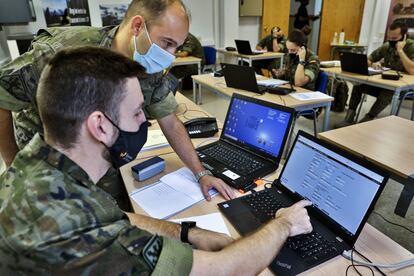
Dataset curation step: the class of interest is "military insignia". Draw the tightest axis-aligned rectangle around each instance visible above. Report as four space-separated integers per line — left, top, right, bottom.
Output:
142 235 162 270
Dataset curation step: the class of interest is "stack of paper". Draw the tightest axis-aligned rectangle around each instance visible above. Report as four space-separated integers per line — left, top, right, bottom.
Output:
290 92 333 101
129 168 217 219
141 129 169 152
257 79 288 87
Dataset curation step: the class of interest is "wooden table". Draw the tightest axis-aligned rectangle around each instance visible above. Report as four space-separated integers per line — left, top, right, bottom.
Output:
172 56 202 75
217 48 284 68
330 43 367 59
120 101 414 275
322 67 414 115
319 116 414 217
191 73 334 131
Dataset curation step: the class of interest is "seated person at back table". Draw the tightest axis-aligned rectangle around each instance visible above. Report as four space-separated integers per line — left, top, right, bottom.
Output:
272 30 320 91
254 26 287 74
335 20 414 128
0 47 312 275
170 32 205 89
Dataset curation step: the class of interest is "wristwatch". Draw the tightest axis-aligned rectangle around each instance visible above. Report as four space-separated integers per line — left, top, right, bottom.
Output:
194 169 213 182
181 221 197 244
299 60 306 66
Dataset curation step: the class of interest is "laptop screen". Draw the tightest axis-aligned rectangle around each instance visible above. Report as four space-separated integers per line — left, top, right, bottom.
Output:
222 96 292 158
279 134 384 236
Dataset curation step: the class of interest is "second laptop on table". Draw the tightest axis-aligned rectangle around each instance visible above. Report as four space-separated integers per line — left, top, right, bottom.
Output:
196 93 295 191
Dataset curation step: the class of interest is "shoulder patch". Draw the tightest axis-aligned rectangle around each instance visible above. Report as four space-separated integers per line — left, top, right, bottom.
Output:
142 235 163 270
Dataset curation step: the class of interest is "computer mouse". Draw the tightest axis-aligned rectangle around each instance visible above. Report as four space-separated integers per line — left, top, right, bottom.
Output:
225 46 237 51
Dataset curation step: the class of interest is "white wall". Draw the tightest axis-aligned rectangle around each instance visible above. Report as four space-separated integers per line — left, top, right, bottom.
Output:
359 0 392 55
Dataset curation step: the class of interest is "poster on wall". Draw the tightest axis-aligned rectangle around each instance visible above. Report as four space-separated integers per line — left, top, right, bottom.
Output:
41 0 90 27
100 4 128 26
386 0 414 39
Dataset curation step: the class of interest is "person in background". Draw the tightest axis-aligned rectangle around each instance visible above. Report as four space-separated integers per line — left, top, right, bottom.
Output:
293 0 320 36
170 32 205 89
0 46 313 275
272 30 320 91
335 20 414 128
0 0 234 206
254 26 287 75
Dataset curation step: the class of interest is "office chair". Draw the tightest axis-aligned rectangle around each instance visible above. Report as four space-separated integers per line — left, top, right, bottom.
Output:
396 91 414 121
202 46 217 73
295 71 330 136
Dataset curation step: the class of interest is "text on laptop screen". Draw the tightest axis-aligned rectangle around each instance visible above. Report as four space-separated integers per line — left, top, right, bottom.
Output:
280 135 384 236
223 97 291 158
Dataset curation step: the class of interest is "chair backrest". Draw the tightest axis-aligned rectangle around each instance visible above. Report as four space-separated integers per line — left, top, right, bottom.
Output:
203 46 217 65
315 71 329 93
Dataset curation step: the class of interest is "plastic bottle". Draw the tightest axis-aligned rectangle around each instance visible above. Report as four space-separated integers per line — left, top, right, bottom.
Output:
339 29 345 44
332 32 338 44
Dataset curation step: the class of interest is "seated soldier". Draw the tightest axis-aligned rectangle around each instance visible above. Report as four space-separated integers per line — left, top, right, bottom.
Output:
254 26 287 75
170 32 205 89
335 20 414 128
0 47 312 275
272 30 320 90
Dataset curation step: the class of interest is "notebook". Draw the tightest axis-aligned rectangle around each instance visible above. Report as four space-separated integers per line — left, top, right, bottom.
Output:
196 93 294 191
218 130 389 275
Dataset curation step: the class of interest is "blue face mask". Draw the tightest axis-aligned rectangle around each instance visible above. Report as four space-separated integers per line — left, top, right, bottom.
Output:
133 23 175 74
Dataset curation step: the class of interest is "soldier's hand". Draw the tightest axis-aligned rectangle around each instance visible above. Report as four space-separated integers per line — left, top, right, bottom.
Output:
199 175 235 201
397 34 407 53
371 62 382 70
275 200 313 237
298 46 307 61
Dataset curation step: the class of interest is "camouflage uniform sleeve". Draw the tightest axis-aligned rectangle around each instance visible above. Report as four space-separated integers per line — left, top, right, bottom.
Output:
368 44 386 63
180 36 196 55
304 55 320 83
257 36 268 48
403 39 414 60
0 32 53 112
278 39 287 52
141 73 178 119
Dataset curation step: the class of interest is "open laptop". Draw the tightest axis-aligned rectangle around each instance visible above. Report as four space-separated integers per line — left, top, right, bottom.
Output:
218 130 388 275
196 93 294 191
235 39 263 55
223 64 295 95
340 52 386 76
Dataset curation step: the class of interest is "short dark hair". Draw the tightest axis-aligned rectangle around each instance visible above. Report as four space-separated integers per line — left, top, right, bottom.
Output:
121 0 189 29
37 47 146 149
288 30 308 46
390 20 408 36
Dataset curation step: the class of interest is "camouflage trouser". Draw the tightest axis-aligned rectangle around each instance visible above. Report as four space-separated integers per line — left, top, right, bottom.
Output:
253 59 281 75
349 84 393 118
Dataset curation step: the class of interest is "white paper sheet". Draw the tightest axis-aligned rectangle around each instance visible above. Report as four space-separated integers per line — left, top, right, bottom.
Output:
257 79 288 87
141 129 169 152
290 92 333 101
129 168 217 219
170 213 231 236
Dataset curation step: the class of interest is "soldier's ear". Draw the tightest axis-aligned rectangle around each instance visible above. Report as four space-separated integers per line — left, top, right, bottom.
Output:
129 15 145 37
86 112 114 145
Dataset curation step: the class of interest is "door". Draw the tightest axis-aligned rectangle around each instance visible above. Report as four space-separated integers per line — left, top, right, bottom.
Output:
261 0 290 38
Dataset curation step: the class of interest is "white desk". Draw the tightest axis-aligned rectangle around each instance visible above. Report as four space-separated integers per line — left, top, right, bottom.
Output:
217 48 284 68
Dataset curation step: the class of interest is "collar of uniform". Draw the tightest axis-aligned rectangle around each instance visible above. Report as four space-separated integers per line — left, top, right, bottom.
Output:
100 25 120 48
29 134 94 188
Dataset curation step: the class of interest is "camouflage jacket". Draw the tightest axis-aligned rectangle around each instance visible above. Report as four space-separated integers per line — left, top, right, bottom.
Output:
0 134 193 275
257 35 287 53
369 38 414 72
0 26 178 150
176 32 206 66
284 49 320 91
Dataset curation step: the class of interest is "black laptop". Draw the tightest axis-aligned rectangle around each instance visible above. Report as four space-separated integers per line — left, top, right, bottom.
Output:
218 130 389 275
196 93 294 191
235 39 262 55
340 52 383 76
223 64 295 95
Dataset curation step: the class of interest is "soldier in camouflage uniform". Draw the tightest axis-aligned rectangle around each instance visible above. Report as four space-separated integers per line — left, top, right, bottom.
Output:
170 32 205 80
335 21 414 128
272 30 320 91
0 0 235 203
0 47 313 275
254 26 287 75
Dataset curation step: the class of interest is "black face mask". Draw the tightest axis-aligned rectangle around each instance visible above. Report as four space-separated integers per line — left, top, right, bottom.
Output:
289 53 299 63
389 36 404 48
104 114 148 168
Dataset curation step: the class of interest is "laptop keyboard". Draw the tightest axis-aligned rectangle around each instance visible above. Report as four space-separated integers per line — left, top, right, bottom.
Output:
241 189 339 265
202 143 265 175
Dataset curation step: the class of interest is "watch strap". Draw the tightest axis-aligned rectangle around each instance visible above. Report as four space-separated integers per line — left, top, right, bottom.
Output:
180 221 196 244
